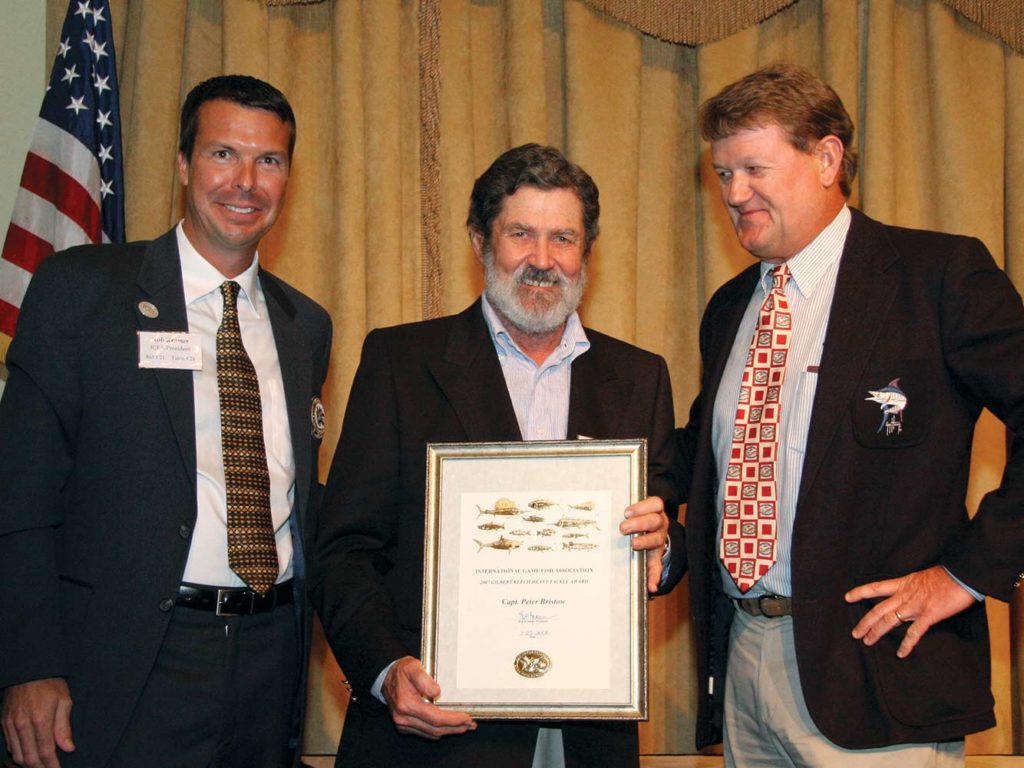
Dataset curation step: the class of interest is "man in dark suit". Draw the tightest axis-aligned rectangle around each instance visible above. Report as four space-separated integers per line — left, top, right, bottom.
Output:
0 75 331 768
312 144 680 767
672 63 1024 765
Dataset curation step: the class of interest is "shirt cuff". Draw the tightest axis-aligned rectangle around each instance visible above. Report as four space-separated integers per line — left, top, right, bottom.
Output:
371 660 398 704
943 566 984 601
657 536 672 590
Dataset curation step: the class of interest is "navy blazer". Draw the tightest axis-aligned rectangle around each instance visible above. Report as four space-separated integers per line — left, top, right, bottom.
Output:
312 299 679 768
673 208 1024 749
0 228 332 767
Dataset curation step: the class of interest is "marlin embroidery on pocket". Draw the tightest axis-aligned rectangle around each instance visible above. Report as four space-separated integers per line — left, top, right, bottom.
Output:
865 378 907 436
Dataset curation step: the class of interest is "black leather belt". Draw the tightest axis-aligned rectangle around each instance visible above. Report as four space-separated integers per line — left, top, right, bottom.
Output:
733 594 792 618
176 581 293 616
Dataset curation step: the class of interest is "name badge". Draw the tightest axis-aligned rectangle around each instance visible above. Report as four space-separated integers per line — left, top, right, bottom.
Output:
138 331 202 370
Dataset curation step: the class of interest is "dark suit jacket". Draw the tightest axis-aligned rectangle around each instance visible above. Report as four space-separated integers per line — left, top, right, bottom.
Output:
672 208 1024 749
0 228 332 767
312 299 679 768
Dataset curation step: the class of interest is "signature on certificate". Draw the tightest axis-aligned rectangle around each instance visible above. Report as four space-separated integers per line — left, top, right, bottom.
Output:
518 610 554 624
519 611 555 638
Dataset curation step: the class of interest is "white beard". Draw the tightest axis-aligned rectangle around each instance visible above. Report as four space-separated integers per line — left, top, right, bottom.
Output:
483 251 586 336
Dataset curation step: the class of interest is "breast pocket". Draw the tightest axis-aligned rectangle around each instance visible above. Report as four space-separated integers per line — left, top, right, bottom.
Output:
851 362 932 448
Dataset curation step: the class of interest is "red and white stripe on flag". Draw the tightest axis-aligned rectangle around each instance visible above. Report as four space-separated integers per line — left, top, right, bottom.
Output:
0 0 124 343
0 121 107 336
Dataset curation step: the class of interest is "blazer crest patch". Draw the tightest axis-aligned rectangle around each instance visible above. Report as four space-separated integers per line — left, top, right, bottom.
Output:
865 378 907 436
310 396 326 439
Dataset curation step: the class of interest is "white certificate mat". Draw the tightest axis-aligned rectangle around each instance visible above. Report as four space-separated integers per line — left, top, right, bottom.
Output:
422 440 648 720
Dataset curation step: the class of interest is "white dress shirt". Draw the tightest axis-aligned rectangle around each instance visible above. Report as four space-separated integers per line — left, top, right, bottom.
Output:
176 223 296 587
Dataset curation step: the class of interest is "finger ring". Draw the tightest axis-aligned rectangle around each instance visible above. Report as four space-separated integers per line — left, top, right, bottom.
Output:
894 609 906 622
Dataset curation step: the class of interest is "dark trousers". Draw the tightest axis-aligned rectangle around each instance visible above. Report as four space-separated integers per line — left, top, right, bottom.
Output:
107 600 299 768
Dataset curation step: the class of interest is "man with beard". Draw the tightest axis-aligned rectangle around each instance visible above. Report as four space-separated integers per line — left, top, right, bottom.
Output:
312 143 682 767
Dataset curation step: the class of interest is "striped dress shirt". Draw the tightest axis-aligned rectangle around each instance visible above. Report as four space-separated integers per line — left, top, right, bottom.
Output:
480 294 590 441
712 206 851 599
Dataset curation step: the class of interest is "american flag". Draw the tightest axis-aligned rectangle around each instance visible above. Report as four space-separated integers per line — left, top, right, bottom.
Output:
0 0 125 342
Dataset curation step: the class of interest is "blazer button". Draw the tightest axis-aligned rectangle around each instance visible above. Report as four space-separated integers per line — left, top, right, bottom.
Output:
178 524 192 539
159 598 175 612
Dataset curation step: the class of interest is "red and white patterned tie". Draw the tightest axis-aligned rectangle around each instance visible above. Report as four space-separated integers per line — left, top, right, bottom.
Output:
720 265 791 593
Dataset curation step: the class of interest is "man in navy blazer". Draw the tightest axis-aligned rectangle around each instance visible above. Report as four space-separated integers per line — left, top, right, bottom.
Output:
672 63 1024 765
312 144 681 767
0 76 331 768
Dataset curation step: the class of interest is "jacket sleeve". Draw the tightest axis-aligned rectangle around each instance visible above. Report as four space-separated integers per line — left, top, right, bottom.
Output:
937 237 1024 601
309 329 410 702
0 256 82 687
646 356 688 594
662 284 730 595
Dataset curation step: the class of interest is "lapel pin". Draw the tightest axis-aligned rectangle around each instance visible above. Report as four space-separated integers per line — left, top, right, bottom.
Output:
138 301 159 319
310 396 326 440
865 378 907 436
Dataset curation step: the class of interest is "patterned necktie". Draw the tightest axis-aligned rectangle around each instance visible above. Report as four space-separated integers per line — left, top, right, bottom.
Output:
720 265 791 593
217 280 278 594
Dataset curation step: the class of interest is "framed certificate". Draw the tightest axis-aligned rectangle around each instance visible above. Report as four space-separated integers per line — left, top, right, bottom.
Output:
421 439 648 720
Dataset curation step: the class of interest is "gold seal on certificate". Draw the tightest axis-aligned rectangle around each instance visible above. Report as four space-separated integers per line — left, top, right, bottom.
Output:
421 439 648 720
514 650 552 679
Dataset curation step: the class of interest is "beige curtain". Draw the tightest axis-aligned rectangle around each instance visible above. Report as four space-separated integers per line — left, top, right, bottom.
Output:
40 0 1024 757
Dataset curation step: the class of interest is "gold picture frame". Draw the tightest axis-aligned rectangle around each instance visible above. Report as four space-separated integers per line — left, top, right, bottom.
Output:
421 439 648 720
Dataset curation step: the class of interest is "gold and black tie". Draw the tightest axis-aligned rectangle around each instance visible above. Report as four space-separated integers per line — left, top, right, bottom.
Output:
217 280 278 594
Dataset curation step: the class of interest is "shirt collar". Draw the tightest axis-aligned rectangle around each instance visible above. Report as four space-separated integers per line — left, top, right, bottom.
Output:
176 221 262 316
759 204 851 298
480 293 590 368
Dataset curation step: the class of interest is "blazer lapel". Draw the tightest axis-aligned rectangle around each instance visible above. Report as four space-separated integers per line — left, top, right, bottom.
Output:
566 342 627 440
684 266 759 530
261 272 313 524
260 272 316 595
133 229 197 487
796 210 901 506
427 301 522 442
703 267 761 429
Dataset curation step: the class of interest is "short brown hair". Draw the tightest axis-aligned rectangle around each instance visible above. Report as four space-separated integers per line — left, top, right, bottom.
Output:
179 75 296 162
699 63 858 197
467 144 600 256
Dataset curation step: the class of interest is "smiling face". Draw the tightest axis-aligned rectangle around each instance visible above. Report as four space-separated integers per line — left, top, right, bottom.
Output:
711 122 846 263
472 185 587 339
177 99 291 276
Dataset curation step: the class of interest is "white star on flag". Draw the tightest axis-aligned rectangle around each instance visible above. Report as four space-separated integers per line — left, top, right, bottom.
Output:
66 95 87 114
61 65 80 84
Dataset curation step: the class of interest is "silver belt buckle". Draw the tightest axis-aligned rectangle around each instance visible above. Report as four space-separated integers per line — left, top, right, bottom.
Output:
215 588 253 616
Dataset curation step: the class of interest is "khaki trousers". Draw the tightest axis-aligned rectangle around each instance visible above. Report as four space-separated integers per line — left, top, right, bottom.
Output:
724 608 964 768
